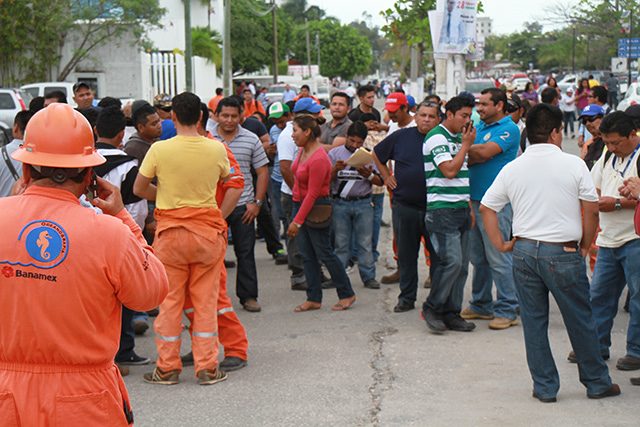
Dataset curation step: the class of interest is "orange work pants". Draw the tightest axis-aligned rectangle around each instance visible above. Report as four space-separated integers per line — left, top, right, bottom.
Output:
153 227 225 375
184 265 249 360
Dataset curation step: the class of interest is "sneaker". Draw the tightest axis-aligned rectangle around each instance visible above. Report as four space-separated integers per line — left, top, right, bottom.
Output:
393 301 415 313
630 377 640 386
381 269 400 284
116 352 151 365
291 282 308 291
532 391 556 403
242 299 262 313
567 350 609 364
460 307 494 320
197 368 228 386
143 368 180 385
616 354 640 371
421 309 447 334
488 317 518 330
224 259 236 268
181 351 194 367
273 249 288 265
345 265 355 275
364 279 380 289
587 384 621 399
133 319 149 336
219 356 247 372
444 315 476 332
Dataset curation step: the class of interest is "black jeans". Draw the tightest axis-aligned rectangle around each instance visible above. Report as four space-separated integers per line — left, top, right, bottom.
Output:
257 197 284 255
116 306 135 360
227 205 259 303
392 200 436 305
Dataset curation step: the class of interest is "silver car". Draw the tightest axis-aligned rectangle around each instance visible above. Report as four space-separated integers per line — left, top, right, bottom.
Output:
0 89 29 134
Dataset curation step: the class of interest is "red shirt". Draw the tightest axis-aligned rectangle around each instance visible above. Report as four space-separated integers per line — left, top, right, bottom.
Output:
292 147 331 224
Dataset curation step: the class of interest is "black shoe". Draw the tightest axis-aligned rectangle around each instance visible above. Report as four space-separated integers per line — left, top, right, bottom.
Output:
587 384 621 399
224 259 236 269
146 307 159 317
532 391 557 403
116 352 151 365
219 356 247 372
567 350 609 364
364 279 380 289
181 351 194 367
616 355 640 371
443 315 476 332
421 309 447 334
291 282 308 291
133 319 149 336
273 249 288 265
393 301 415 313
630 377 640 386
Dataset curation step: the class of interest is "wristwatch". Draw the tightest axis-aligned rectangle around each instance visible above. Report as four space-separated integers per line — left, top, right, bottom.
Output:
615 198 622 211
254 199 264 207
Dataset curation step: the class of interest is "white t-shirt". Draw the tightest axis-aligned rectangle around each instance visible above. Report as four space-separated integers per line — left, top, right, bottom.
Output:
482 144 598 243
387 118 416 136
277 121 298 195
591 146 640 247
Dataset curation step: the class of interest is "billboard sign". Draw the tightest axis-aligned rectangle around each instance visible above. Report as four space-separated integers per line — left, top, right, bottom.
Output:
432 0 478 55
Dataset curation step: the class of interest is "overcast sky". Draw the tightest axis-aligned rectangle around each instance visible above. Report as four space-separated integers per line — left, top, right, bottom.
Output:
304 0 575 35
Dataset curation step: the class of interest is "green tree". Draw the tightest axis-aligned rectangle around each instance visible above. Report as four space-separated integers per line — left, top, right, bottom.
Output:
350 19 391 75
192 27 222 66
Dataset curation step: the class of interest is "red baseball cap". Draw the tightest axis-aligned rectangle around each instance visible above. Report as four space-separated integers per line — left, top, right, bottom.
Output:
385 92 408 113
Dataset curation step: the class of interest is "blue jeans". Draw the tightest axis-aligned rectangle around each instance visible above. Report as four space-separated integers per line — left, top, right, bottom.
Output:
333 197 376 283
293 201 354 303
590 238 640 358
270 178 285 237
512 240 612 398
371 193 385 262
469 201 518 319
423 207 470 316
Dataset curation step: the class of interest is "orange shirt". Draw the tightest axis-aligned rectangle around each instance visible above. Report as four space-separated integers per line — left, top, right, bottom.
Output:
208 95 223 113
243 100 266 118
0 186 168 424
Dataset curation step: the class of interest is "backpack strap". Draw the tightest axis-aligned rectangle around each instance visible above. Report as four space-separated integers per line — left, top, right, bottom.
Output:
1 145 19 181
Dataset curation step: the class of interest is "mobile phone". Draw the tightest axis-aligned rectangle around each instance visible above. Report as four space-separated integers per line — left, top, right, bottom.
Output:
463 121 473 132
88 172 98 200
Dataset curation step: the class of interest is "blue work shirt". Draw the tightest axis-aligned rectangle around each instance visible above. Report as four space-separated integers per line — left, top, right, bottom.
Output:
469 116 520 201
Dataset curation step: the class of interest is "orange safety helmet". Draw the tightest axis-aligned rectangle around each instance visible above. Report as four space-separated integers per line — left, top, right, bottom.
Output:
12 103 105 168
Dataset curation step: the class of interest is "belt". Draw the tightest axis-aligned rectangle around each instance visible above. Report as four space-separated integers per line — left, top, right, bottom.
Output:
333 195 371 201
515 237 578 248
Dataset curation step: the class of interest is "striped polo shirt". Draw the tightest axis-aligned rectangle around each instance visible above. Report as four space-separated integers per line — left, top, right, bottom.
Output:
423 124 469 210
210 124 269 206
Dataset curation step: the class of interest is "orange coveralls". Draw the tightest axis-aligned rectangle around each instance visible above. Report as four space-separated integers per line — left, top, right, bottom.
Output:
183 142 249 360
0 186 169 426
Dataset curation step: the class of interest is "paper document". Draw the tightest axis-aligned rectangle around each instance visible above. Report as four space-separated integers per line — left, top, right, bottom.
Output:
345 147 373 168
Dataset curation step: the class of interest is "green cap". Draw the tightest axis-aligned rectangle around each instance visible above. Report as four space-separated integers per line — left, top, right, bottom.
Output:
268 102 290 119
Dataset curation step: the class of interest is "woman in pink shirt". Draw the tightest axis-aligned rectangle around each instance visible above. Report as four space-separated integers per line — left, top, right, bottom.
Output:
575 78 591 115
287 115 355 312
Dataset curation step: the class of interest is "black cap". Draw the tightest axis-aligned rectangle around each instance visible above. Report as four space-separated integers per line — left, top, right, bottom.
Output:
72 82 91 93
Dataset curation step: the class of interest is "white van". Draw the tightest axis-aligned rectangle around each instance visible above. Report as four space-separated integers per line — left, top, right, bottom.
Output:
20 82 77 107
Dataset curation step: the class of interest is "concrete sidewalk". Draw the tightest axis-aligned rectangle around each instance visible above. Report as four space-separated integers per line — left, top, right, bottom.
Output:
124 208 639 426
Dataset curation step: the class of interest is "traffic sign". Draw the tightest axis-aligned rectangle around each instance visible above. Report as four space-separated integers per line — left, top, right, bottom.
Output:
618 39 640 58
612 57 628 73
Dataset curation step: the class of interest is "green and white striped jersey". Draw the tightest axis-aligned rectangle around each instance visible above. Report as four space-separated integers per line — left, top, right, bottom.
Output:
423 124 470 210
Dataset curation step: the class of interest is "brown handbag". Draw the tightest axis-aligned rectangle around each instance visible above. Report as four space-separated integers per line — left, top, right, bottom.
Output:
304 203 333 229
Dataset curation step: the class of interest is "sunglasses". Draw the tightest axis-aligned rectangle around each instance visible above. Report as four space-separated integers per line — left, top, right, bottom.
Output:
581 116 599 125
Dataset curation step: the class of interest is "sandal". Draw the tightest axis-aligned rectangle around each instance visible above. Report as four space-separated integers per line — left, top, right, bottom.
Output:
294 301 322 312
332 295 356 311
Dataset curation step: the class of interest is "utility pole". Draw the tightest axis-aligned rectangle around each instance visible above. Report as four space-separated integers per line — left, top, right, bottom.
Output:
272 0 278 84
629 8 633 86
305 18 312 78
223 0 232 96
316 33 320 73
572 25 576 74
184 0 193 92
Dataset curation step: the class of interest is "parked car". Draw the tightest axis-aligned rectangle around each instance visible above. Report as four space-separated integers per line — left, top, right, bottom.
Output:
464 79 495 101
20 82 77 107
511 77 531 92
0 120 11 146
316 84 330 107
618 82 640 111
0 88 28 131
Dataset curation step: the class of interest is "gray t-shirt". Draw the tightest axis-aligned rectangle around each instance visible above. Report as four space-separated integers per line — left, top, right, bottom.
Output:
606 77 619 93
328 145 377 198
320 117 352 146
0 139 23 197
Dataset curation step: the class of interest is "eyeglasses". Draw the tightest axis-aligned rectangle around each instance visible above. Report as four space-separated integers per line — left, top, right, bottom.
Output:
581 116 599 125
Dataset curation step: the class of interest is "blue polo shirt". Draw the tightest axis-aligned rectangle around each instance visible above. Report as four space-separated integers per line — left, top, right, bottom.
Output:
374 127 427 211
469 116 519 201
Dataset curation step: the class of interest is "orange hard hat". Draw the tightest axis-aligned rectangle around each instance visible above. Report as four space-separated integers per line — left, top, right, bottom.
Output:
12 103 105 168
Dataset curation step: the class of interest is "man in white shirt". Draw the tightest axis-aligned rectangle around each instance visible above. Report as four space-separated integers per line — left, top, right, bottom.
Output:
586 111 640 372
480 103 619 402
0 111 32 197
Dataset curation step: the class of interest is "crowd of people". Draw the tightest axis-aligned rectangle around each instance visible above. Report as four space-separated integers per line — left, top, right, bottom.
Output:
2 76 640 423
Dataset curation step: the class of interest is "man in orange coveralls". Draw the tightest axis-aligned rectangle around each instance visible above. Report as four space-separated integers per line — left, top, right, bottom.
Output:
134 92 231 386
0 103 169 426
180 102 249 371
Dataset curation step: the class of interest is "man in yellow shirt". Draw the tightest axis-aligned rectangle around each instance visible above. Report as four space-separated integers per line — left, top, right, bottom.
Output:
134 92 231 386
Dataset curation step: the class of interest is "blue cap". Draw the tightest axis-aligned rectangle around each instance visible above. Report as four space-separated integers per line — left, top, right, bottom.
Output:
407 95 416 108
293 97 323 114
579 104 605 118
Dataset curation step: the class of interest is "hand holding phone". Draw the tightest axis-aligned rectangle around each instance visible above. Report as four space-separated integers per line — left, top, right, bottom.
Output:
90 176 125 216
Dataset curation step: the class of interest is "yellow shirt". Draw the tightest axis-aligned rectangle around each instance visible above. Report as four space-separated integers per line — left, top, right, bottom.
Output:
139 135 230 209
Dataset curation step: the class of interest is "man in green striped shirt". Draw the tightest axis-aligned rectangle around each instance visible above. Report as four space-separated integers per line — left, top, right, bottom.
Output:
421 96 476 334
